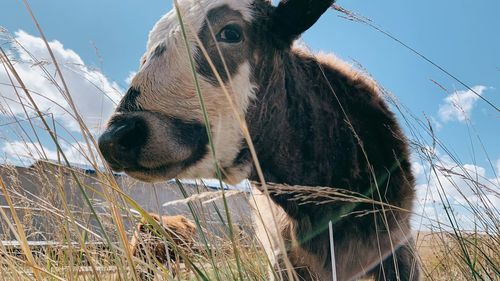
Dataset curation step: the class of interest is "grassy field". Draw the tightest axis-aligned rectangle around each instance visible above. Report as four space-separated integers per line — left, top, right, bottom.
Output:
0 226 498 280
416 232 499 280
0 1 499 281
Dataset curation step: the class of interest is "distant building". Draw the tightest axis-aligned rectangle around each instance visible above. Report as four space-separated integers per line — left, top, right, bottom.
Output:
0 161 252 242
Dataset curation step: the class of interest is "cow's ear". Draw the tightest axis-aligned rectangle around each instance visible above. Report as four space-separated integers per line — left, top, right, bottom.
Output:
270 0 334 47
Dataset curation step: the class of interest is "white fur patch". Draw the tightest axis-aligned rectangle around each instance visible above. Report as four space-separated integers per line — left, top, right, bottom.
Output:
250 185 290 281
176 62 256 182
147 0 254 52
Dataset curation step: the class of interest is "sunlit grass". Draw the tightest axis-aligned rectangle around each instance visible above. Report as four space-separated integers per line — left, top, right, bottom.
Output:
0 2 498 281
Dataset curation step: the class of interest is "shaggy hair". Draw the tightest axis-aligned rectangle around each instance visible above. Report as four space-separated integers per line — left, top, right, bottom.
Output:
130 213 196 280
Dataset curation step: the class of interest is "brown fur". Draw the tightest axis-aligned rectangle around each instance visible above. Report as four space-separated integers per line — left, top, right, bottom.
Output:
244 44 420 280
130 213 196 280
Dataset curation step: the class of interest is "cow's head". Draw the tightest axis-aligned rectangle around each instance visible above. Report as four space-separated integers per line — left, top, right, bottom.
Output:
98 0 333 183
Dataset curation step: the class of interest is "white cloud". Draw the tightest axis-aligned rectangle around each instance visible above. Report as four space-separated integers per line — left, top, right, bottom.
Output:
429 116 443 131
412 153 500 231
0 30 122 134
1 140 98 167
125 71 136 85
438 85 487 123
411 160 425 179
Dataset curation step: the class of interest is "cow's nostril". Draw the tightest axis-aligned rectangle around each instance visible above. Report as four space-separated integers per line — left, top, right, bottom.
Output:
114 121 147 150
98 117 148 170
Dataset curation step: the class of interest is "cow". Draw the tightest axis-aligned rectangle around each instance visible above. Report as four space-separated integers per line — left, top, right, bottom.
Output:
130 213 196 280
98 0 420 280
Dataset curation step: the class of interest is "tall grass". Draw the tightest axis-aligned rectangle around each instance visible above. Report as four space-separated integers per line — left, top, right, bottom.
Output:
0 2 498 281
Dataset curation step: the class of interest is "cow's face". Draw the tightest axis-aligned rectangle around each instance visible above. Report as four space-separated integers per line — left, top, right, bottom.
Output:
99 0 265 183
98 0 332 183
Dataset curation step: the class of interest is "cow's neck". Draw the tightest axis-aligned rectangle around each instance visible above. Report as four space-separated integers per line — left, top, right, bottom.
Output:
248 49 357 191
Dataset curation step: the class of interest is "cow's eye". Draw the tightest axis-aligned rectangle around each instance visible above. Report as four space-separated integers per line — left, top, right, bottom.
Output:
217 25 243 43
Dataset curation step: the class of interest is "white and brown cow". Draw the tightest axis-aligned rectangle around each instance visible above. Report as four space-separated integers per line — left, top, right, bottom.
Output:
99 0 420 280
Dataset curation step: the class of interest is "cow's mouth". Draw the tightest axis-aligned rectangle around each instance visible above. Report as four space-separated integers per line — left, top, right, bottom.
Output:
122 164 185 183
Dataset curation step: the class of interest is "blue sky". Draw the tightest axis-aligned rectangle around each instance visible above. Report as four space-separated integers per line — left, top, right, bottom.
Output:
0 1 499 229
